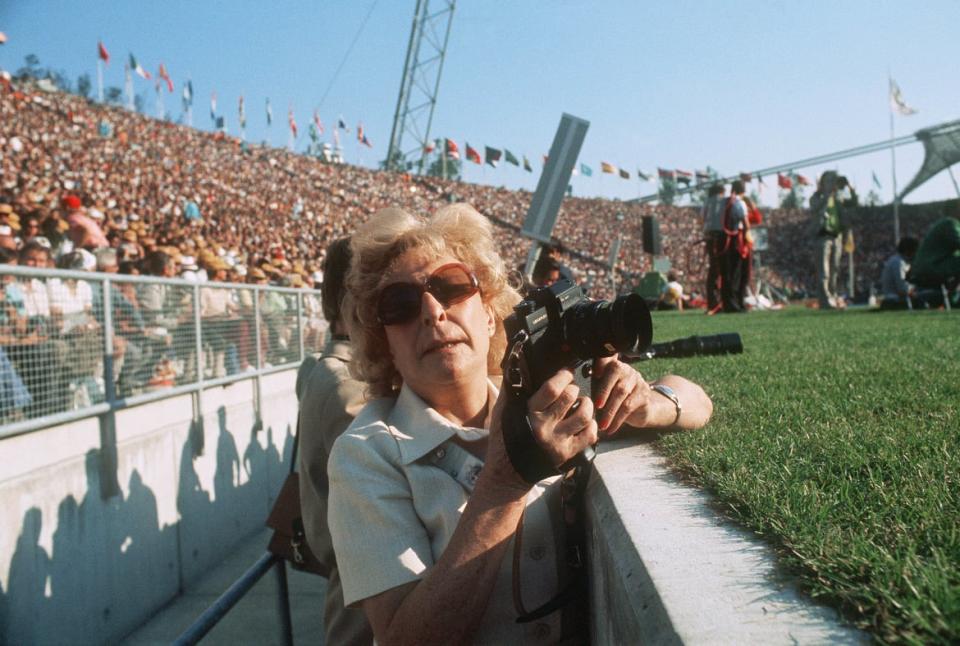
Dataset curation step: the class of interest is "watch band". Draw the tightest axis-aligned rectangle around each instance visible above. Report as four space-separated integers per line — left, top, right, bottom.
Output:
650 384 682 426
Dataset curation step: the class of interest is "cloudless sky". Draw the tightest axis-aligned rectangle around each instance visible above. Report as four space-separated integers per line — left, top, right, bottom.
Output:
2 0 958 206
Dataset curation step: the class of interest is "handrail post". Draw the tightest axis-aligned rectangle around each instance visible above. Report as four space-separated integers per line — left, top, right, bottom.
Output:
274 559 295 646
192 282 205 456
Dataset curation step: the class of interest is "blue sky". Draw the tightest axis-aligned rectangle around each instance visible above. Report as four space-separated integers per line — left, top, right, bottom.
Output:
2 0 958 206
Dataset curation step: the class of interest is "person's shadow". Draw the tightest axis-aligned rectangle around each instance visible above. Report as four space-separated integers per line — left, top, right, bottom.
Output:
5 507 51 644
214 405 242 531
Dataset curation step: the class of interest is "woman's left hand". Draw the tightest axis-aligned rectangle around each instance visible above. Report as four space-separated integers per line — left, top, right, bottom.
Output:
590 356 653 434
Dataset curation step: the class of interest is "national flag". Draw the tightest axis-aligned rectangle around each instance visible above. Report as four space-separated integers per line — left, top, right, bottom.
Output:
676 169 693 185
182 80 193 108
889 79 917 116
265 98 273 126
445 138 460 159
504 149 519 166
658 168 676 180
619 168 630 180
485 146 502 167
580 163 593 177
601 162 616 174
129 53 151 80
238 95 246 128
215 116 225 130
739 172 752 183
696 170 711 184
522 156 532 172
637 170 651 181
423 139 437 154
797 174 811 186
466 144 482 164
338 118 349 132
98 41 110 64
357 122 365 142
157 63 173 92
313 110 323 135
777 173 793 189
288 108 298 138
361 134 372 148
872 172 882 190
210 92 217 121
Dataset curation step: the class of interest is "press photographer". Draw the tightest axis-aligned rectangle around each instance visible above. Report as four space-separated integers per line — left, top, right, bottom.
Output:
326 204 712 644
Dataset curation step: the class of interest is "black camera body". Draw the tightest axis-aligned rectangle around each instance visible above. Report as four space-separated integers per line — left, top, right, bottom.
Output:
500 280 653 483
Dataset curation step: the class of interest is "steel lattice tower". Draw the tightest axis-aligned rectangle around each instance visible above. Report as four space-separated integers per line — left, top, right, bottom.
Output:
385 0 456 174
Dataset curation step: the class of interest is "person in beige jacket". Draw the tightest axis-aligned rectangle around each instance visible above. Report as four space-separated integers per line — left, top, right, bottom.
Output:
297 236 373 645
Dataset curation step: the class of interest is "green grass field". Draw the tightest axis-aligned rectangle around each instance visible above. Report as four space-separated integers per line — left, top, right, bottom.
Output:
636 306 959 644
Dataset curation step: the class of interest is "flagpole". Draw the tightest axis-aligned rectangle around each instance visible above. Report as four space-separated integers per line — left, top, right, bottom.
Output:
125 64 134 111
888 76 900 242
155 83 162 119
97 58 104 103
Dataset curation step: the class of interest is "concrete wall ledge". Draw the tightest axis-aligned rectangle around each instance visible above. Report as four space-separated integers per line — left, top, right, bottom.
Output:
587 434 869 644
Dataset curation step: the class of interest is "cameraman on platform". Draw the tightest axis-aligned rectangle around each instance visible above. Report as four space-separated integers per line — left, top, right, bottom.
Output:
326 204 712 644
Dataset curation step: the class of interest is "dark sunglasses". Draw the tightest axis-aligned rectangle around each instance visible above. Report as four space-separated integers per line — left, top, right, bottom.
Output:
377 262 481 326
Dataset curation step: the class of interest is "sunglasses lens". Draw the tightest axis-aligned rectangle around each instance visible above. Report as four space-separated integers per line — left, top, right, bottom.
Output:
429 265 478 306
377 283 422 326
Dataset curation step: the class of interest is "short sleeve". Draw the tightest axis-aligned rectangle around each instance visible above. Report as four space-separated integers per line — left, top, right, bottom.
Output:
328 426 434 607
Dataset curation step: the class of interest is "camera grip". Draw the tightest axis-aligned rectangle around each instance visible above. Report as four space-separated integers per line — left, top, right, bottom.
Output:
502 395 594 485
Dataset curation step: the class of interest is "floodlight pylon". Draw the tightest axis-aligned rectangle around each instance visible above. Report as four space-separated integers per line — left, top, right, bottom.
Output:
384 0 456 174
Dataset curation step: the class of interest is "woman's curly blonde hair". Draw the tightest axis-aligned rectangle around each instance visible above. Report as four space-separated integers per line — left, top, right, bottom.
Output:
345 203 521 397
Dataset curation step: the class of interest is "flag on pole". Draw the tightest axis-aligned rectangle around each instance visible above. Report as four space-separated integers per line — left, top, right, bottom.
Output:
289 108 298 138
445 139 460 159
424 139 437 154
580 163 593 177
210 92 217 121
98 41 110 64
157 63 173 92
357 123 365 142
485 146 502 167
676 169 693 185
889 79 917 116
601 162 616 174
265 98 273 126
238 95 246 128
872 172 882 190
658 168 676 180
777 173 793 189
466 144 482 164
129 53 151 80
215 116 225 130
796 174 811 186
637 170 651 181
313 110 323 135
522 156 532 172
504 149 520 166
619 168 630 180
338 118 349 132
182 80 193 108
361 134 372 148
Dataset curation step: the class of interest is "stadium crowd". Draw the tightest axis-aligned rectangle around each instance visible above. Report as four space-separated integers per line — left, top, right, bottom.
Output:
0 74 952 421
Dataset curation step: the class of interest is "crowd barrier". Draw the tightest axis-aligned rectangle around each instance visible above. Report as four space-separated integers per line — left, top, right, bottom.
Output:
0 265 326 438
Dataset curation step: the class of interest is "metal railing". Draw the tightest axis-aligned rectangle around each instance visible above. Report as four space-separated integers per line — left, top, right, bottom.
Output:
0 265 327 438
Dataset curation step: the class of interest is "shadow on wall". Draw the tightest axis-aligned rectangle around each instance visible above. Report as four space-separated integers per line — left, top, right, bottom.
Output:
1 405 294 645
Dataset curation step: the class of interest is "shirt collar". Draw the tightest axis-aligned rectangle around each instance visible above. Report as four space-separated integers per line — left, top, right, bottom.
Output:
388 380 497 466
322 335 352 363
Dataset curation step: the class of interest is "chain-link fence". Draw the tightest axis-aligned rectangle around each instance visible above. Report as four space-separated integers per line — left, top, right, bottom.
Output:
1 265 326 434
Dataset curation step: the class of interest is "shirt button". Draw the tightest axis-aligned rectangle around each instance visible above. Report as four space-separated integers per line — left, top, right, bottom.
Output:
528 545 546 561
435 447 446 459
533 622 550 639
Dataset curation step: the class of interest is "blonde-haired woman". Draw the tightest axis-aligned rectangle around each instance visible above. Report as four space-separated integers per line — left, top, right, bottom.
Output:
327 203 712 644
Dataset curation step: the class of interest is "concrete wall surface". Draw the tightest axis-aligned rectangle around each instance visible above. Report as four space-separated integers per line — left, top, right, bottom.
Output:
586 434 869 644
0 370 298 645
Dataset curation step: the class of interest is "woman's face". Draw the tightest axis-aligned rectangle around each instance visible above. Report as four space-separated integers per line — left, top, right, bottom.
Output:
381 249 494 399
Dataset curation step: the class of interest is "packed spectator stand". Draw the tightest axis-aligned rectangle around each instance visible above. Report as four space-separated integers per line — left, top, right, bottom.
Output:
0 74 951 424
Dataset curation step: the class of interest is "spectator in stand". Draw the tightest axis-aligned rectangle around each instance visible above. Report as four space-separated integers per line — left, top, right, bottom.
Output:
297 237 373 646
907 216 960 295
0 247 33 420
880 237 919 310
62 194 109 251
702 183 726 312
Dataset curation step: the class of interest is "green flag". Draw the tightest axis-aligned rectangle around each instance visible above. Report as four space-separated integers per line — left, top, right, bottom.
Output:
580 163 593 177
485 146 502 167
504 149 519 166
523 155 532 172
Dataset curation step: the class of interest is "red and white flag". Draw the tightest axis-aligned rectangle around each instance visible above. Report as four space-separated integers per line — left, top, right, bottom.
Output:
288 108 298 138
157 63 173 92
98 41 110 64
313 110 323 135
445 138 460 159
466 144 482 164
